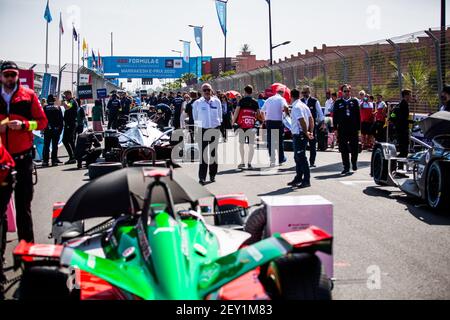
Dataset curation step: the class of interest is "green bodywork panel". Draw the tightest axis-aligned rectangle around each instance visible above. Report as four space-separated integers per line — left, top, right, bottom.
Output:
65 212 292 300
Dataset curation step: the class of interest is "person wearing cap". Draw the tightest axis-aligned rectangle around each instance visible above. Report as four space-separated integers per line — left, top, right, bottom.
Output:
61 90 79 164
192 83 222 185
440 85 450 112
0 60 48 243
261 87 289 167
42 94 64 167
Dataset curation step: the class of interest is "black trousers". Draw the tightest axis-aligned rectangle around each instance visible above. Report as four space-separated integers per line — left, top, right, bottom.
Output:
396 131 409 158
373 121 386 142
108 113 119 130
338 131 359 170
0 175 13 288
62 125 76 159
197 128 219 181
308 126 318 165
266 120 285 164
43 128 61 163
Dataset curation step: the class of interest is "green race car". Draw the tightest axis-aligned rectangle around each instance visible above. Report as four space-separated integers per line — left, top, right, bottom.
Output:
12 167 332 300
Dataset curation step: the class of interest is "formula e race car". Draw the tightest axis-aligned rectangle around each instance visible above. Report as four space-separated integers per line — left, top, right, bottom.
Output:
12 167 333 300
370 111 450 210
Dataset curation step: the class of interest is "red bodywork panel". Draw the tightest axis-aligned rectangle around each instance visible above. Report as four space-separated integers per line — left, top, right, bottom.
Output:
78 270 135 300
218 268 269 300
281 226 332 250
215 193 249 209
13 241 63 262
52 202 65 219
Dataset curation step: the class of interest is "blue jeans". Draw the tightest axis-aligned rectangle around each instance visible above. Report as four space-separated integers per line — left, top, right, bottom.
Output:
293 133 310 184
266 120 285 164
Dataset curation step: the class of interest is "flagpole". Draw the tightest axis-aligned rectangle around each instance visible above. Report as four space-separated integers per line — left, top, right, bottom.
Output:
45 20 49 74
77 34 80 94
58 12 61 97
72 24 74 93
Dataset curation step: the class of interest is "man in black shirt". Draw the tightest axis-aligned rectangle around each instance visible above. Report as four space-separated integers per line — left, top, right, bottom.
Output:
172 92 184 129
232 85 262 169
390 89 413 160
119 91 132 116
107 93 121 129
42 94 63 166
333 84 361 175
62 90 79 164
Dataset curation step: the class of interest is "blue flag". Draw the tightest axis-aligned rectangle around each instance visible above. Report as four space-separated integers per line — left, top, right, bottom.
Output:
183 41 190 64
215 0 227 36
44 0 52 23
194 27 203 52
91 50 97 68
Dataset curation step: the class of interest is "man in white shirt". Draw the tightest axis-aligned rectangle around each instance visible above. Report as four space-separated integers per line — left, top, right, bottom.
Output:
261 88 289 166
289 89 314 188
301 86 324 167
192 83 222 185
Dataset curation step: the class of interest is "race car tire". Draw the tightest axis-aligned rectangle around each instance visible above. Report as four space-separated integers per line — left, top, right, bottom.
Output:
372 147 388 186
17 266 78 300
88 162 123 180
243 206 267 245
426 161 450 211
265 253 332 300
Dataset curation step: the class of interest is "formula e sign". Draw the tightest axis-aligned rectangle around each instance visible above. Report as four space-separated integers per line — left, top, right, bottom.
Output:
96 56 188 79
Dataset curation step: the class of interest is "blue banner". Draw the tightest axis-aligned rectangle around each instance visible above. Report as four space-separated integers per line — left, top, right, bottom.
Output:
94 56 188 79
96 88 107 99
215 0 227 36
50 76 58 95
40 73 52 99
194 27 203 52
183 41 190 64
43 0 52 23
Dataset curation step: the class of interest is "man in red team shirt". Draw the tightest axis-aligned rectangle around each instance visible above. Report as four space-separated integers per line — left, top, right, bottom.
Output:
0 61 48 244
359 92 375 150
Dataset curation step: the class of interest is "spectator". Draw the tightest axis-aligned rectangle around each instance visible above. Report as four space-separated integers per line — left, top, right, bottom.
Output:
107 92 121 130
92 99 104 132
289 89 314 189
333 84 361 174
119 90 132 116
62 90 78 164
360 93 375 150
301 86 325 168
172 91 184 130
0 60 48 244
440 85 450 112
232 85 263 170
219 93 232 142
324 89 333 116
76 103 87 135
42 94 64 167
192 83 222 185
390 89 414 171
184 90 198 140
262 87 289 167
373 94 387 142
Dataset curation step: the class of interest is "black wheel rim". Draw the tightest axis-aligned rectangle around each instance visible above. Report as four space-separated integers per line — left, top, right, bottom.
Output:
428 166 441 206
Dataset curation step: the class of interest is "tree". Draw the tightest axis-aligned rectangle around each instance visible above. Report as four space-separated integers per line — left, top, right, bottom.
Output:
219 70 236 77
241 44 251 54
199 74 214 82
181 73 197 85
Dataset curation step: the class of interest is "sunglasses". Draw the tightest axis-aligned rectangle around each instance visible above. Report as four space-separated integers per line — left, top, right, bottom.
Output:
203 89 211 93
343 90 350 93
2 72 17 78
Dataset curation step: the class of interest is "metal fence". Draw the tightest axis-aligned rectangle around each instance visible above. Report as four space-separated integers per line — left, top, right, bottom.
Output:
185 28 449 114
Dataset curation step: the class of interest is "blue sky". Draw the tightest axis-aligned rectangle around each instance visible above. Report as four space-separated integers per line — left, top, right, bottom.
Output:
0 0 447 66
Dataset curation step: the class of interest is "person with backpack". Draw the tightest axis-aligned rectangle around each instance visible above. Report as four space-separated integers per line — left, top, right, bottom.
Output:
232 85 263 170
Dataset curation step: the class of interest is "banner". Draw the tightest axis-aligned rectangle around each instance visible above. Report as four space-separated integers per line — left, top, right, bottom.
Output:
50 76 58 95
96 88 107 99
215 0 227 36
77 84 93 99
79 74 90 84
183 41 190 64
40 73 52 99
18 69 34 91
194 27 203 52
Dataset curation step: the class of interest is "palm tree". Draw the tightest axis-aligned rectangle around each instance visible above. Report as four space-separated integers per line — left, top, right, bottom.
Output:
241 44 251 54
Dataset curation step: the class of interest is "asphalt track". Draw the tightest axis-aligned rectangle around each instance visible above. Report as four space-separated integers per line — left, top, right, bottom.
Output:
4 133 450 299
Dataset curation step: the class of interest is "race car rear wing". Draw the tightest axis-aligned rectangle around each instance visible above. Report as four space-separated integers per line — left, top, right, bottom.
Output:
13 241 63 268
